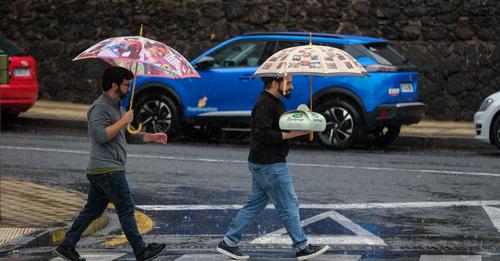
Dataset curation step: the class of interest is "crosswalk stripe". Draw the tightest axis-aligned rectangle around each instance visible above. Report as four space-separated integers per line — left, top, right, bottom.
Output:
420 255 481 261
51 253 127 261
174 254 362 260
174 254 483 261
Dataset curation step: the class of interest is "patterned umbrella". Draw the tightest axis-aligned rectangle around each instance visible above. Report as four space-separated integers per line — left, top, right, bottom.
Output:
254 44 367 78
73 26 200 134
254 36 367 139
73 36 200 79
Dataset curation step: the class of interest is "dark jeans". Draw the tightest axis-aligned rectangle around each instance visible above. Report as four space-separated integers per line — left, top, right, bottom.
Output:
60 171 145 255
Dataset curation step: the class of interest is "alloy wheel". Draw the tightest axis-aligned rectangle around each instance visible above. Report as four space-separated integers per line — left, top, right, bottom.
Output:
320 106 354 145
139 99 173 133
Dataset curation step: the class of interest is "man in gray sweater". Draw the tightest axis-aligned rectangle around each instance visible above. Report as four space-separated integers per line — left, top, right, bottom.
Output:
56 66 168 261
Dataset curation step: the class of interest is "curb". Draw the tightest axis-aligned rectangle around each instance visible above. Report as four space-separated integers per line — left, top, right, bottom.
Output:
8 115 485 151
392 135 492 151
99 205 154 247
0 211 108 257
0 183 109 257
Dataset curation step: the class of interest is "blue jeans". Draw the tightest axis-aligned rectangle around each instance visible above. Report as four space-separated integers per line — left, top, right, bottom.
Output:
224 162 308 251
60 171 145 255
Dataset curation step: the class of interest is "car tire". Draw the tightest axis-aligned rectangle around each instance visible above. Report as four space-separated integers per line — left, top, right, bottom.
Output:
317 99 362 150
369 125 401 147
1 112 18 128
492 116 500 150
133 93 179 136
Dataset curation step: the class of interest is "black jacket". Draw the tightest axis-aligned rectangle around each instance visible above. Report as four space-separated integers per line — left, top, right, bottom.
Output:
248 91 289 164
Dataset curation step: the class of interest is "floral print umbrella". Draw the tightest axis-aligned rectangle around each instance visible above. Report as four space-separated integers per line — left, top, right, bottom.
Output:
73 36 200 79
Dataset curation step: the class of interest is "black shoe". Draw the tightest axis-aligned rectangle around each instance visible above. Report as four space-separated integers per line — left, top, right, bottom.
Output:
136 243 167 261
54 246 86 261
216 240 249 260
296 244 330 260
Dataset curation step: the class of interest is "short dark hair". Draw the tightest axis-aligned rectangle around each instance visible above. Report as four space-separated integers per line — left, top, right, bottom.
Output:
261 76 284 89
102 66 134 91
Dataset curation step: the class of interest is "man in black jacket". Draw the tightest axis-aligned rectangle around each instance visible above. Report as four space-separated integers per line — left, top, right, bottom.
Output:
217 75 330 260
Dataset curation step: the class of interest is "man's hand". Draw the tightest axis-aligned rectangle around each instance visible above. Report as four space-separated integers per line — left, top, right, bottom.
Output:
143 133 168 144
282 130 312 140
106 110 135 140
120 110 134 126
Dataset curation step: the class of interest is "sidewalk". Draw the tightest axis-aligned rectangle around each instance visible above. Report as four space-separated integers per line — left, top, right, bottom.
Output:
0 179 107 255
0 178 154 256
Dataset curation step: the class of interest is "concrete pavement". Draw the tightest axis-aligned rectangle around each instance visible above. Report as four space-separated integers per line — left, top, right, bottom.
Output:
0 99 490 258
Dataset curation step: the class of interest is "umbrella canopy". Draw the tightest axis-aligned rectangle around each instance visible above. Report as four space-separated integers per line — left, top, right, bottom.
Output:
254 42 367 139
254 44 367 78
73 36 200 79
73 28 200 135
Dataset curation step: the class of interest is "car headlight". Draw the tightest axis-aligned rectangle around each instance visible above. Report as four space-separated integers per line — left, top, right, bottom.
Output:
479 98 494 111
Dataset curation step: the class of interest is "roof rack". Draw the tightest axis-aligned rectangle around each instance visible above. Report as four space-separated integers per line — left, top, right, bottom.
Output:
243 32 343 39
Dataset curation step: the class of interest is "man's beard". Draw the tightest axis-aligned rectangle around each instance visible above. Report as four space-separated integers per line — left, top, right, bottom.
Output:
116 88 127 99
279 86 292 99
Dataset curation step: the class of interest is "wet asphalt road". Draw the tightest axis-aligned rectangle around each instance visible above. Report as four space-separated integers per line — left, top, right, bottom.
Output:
2 130 500 260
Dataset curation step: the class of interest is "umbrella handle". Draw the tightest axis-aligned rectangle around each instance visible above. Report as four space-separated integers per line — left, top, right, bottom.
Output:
127 123 142 135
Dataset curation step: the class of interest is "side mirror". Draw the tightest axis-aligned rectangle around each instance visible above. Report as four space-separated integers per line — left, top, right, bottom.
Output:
195 56 215 71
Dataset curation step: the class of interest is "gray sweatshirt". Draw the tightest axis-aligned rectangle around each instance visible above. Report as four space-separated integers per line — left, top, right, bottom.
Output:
86 93 144 174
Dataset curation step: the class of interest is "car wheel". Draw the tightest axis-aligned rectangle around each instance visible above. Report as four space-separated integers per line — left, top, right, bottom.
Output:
1 112 18 128
317 100 362 150
133 93 179 136
492 116 500 150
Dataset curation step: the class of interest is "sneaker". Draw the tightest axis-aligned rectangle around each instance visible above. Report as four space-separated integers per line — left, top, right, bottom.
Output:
216 240 250 260
136 243 167 261
296 244 330 260
54 246 86 261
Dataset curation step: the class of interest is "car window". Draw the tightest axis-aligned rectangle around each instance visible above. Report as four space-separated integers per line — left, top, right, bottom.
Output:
362 43 408 65
211 40 270 67
0 37 26 56
276 40 363 59
275 40 308 52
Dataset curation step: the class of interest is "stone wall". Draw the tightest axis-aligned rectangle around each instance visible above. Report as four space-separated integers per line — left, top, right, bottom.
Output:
1 0 498 120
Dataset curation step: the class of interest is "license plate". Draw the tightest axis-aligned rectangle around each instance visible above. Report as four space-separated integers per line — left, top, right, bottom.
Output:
14 68 30 77
400 83 413 93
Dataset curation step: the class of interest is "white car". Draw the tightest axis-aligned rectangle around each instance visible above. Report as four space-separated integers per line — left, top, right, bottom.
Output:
474 91 500 150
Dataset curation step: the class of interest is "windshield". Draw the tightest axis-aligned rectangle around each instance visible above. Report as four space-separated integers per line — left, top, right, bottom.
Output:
362 43 408 66
0 36 27 56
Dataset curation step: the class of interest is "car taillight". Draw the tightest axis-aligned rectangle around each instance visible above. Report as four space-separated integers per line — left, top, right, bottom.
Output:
379 109 389 119
365 64 398 72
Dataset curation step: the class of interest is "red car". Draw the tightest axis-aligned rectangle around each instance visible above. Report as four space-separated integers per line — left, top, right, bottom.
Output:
0 35 38 125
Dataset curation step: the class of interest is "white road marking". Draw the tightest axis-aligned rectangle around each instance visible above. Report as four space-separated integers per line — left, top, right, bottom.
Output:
483 206 500 232
420 255 481 261
138 200 500 211
51 252 126 261
175 254 361 260
175 254 232 261
250 210 385 246
2 145 500 178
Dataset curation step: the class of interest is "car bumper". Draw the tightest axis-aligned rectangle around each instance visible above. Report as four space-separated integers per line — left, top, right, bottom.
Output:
0 82 38 114
366 102 425 128
474 111 490 143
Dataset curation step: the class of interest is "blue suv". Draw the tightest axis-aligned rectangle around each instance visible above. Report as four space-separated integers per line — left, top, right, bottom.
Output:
124 32 425 150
